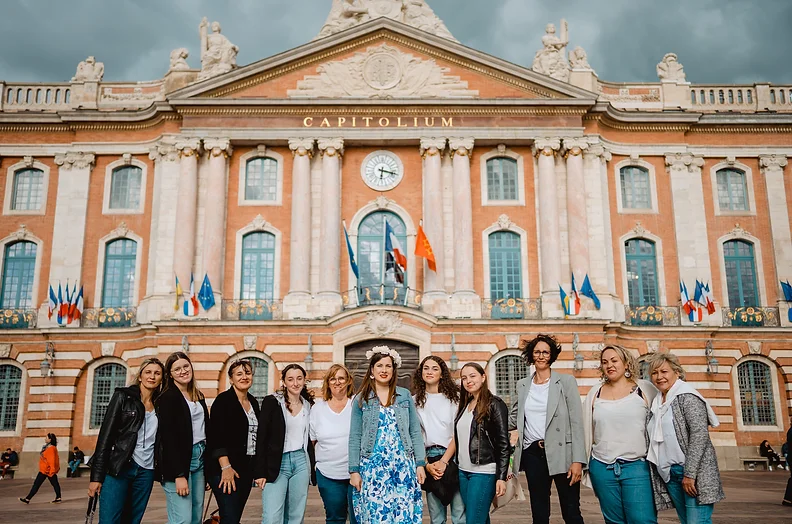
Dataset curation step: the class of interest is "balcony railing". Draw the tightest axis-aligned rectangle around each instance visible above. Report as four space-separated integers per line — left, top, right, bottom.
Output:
482 298 542 320
82 307 137 328
221 300 283 321
624 305 681 326
0 308 37 329
341 285 423 310
722 307 780 327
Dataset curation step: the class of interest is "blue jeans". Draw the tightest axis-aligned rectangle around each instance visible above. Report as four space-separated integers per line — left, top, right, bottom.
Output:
99 460 154 524
316 468 357 524
261 449 310 524
209 455 256 524
589 458 657 524
666 464 714 524
458 469 496 524
425 447 465 524
162 441 205 524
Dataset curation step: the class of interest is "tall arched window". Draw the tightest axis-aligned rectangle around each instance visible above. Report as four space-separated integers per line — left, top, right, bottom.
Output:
737 360 776 426
11 168 44 211
625 239 658 306
109 166 143 210
494 355 528 408
240 232 276 319
723 240 757 307
244 157 279 202
102 239 137 307
357 211 407 289
486 158 518 201
90 363 127 429
488 231 522 300
0 364 22 431
620 166 651 209
1 241 37 308
248 357 269 404
716 169 748 211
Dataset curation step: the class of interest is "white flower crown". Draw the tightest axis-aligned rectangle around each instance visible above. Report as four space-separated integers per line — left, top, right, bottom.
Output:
365 345 402 367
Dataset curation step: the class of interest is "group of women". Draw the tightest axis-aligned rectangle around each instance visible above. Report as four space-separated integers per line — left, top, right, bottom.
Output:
59 333 721 524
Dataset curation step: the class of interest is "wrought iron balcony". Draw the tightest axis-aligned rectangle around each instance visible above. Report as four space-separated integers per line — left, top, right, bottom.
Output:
722 306 780 327
221 300 283 321
82 307 137 328
624 305 681 326
341 285 423 310
481 298 542 320
0 308 37 329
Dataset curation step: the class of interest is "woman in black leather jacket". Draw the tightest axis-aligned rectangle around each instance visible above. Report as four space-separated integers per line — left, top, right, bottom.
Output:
87 357 165 524
454 362 510 524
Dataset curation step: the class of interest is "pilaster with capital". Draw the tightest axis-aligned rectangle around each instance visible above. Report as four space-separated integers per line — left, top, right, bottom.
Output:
285 138 315 312
316 138 344 312
759 155 792 324
202 138 232 303
172 138 202 292
420 137 447 295
562 138 590 284
447 138 479 317
533 138 563 316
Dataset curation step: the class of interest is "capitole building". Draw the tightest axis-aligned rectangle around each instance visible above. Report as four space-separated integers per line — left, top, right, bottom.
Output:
1 0 790 475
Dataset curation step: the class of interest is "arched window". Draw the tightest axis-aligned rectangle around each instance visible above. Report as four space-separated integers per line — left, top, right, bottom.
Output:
101 239 137 307
1 241 37 308
488 231 522 300
109 166 142 210
90 363 127 429
248 357 269 404
723 240 757 307
625 239 658 306
240 232 276 319
11 168 44 211
638 356 651 380
494 355 528 408
244 158 279 202
357 211 407 289
486 158 518 201
716 169 748 211
737 360 776 426
620 166 651 209
0 364 22 431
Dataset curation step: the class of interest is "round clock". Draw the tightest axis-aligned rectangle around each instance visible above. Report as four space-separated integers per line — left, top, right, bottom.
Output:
362 151 404 191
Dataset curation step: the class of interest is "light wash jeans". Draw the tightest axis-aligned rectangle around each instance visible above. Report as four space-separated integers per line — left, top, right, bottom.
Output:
425 447 465 524
666 464 714 524
261 449 310 524
162 441 205 524
589 458 657 524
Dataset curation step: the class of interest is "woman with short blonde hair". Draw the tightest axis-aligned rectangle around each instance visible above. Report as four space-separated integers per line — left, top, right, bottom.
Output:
321 364 355 401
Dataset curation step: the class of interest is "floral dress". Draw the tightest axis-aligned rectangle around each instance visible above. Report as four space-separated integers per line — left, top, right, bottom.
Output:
353 406 422 524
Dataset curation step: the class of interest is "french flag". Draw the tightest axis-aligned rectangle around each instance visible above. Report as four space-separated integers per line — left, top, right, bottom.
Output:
183 273 199 317
57 283 67 325
569 274 582 315
47 285 57 320
703 282 716 315
680 281 693 316
72 285 84 324
384 221 406 284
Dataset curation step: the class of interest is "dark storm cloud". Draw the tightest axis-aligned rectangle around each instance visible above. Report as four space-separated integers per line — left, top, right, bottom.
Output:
1 0 789 84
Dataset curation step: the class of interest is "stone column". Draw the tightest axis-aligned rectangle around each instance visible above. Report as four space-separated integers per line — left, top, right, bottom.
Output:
534 138 563 317
172 138 201 292
563 138 590 283
759 155 792 326
666 153 717 325
283 138 315 319
41 152 95 327
201 138 232 307
420 137 449 317
316 138 343 316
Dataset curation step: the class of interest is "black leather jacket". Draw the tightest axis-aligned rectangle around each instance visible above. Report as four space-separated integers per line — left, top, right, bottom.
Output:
454 395 511 481
90 386 147 483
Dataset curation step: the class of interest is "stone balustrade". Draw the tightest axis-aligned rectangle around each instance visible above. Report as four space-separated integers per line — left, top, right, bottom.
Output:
2 83 72 111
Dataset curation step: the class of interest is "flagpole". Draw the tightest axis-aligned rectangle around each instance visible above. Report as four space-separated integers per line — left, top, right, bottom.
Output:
381 215 387 295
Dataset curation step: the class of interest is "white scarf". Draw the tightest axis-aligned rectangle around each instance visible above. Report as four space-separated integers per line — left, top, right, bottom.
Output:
646 379 719 482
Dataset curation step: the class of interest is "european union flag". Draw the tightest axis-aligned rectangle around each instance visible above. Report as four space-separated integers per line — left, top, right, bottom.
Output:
198 273 216 311
580 274 601 309
344 223 359 280
781 280 792 302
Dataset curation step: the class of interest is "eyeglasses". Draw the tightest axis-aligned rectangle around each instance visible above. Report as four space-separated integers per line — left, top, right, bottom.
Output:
533 351 551 357
328 376 348 384
171 365 192 375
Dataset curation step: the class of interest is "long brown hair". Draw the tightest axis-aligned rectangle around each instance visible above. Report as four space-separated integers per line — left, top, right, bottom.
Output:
321 364 354 401
357 353 398 407
163 352 204 402
457 362 493 424
412 356 459 408
280 363 315 410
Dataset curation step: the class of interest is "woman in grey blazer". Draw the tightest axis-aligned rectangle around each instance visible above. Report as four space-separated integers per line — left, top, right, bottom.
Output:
509 334 586 524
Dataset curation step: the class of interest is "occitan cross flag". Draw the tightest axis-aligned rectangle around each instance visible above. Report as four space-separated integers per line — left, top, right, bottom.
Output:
415 224 437 272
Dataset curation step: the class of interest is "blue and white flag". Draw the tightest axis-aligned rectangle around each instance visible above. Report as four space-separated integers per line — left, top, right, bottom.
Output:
198 273 216 311
580 274 601 309
344 223 359 280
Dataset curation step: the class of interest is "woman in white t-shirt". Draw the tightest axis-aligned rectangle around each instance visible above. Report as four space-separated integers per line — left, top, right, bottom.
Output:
412 356 464 524
310 364 357 524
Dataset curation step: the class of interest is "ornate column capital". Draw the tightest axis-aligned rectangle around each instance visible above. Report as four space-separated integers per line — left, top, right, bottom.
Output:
583 143 612 162
54 151 95 170
149 140 179 162
759 154 789 172
175 138 202 158
448 137 474 157
288 138 315 158
562 137 589 158
203 137 233 158
420 137 448 158
532 137 561 157
318 138 344 157
664 152 704 172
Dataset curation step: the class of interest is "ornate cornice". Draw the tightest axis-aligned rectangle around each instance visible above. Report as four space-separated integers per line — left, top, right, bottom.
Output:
175 105 588 117
288 138 315 157
54 151 95 170
759 154 788 171
727 223 751 240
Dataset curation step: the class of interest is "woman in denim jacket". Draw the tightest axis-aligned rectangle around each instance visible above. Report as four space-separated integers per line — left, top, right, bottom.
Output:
349 346 426 524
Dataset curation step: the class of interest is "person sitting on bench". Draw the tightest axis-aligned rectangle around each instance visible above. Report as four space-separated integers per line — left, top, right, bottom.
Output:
1 448 19 479
68 446 85 477
760 440 784 470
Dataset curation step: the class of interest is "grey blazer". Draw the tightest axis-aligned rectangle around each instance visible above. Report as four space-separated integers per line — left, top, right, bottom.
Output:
509 371 587 476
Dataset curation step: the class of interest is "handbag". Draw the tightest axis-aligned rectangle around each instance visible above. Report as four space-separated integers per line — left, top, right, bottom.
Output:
202 489 220 524
84 495 97 524
490 472 525 513
421 454 460 507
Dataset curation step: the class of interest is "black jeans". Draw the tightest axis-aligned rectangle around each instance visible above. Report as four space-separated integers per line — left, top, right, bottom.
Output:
209 455 255 524
521 442 584 524
26 472 61 500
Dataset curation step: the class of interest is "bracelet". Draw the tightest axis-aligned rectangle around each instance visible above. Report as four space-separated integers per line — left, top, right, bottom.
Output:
221 464 232 471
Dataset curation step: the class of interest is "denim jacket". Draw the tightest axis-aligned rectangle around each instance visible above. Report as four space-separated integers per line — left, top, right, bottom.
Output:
348 386 426 473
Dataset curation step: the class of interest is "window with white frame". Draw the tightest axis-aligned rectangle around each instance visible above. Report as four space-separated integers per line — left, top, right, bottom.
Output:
109 166 143 210
494 355 528 407
244 158 279 202
737 360 776 426
620 166 652 209
486 158 518 201
11 168 44 211
625 239 659 306
716 168 748 211
1 241 37 309
488 231 522 300
0 364 22 431
723 240 758 307
101 239 137 307
248 357 269 404
89 363 127 429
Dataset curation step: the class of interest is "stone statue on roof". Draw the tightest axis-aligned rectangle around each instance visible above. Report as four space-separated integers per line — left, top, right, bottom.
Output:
72 56 104 82
198 17 239 81
656 53 686 82
532 20 570 82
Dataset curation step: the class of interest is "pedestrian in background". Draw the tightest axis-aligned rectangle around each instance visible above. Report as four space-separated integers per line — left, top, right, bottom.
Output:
19 433 61 504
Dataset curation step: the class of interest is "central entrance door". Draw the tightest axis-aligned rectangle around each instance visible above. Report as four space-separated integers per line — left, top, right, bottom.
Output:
345 339 420 391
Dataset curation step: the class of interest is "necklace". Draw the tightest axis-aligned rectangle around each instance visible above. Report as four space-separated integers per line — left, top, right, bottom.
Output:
534 374 551 384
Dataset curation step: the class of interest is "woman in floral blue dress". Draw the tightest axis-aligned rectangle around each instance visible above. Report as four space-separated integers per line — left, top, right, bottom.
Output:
349 346 426 524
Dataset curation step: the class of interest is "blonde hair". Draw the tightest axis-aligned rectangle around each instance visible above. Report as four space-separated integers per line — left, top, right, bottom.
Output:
321 364 354 401
645 351 686 380
597 345 639 382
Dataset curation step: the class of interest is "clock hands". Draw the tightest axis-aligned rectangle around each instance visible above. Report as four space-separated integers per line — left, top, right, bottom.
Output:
377 166 397 178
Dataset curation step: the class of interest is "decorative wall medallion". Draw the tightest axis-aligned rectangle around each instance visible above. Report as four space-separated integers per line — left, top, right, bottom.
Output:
505 334 520 349
748 341 762 355
364 310 402 337
497 214 513 230
363 53 402 90
646 340 660 353
244 336 258 351
101 342 115 357
0 344 11 358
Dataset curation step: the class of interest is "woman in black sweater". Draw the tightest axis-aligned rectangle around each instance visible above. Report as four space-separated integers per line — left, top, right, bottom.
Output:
207 359 262 524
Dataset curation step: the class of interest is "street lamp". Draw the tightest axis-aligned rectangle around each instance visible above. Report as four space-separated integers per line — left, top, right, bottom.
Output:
304 335 314 371
572 333 584 373
40 342 55 378
705 340 719 375
449 334 459 372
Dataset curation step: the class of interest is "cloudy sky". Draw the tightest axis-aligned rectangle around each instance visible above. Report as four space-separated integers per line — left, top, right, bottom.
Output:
1 0 790 84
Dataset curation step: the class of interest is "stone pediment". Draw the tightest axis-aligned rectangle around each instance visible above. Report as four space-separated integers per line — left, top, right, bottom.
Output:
287 43 478 99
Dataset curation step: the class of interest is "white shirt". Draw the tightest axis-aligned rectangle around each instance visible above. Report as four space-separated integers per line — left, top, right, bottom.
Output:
456 407 496 474
310 399 353 480
187 400 206 444
523 380 550 448
284 403 309 453
245 406 258 456
657 403 686 474
132 410 158 470
415 393 457 448
592 391 648 464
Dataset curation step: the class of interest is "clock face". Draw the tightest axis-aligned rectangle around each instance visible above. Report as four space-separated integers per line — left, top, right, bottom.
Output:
362 151 403 191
